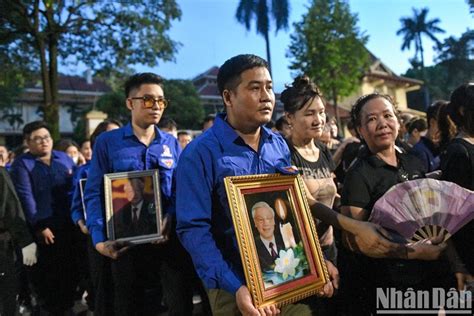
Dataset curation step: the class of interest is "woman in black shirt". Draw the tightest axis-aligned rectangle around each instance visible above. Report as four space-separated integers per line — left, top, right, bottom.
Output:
281 76 338 264
340 93 453 314
441 83 474 277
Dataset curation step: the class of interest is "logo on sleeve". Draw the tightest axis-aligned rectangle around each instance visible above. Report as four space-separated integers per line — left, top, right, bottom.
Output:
161 145 173 158
160 158 174 168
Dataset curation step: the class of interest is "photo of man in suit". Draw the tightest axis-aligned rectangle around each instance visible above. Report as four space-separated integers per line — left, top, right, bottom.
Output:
114 177 157 239
251 201 286 272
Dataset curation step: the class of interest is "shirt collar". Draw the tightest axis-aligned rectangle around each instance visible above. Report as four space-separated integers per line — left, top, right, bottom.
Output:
212 113 274 149
361 145 405 168
123 122 163 143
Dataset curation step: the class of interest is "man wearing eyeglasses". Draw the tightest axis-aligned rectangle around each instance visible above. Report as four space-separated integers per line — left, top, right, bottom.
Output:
10 121 77 314
84 73 195 315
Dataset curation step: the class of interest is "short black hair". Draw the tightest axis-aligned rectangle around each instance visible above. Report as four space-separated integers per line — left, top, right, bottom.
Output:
90 119 123 148
55 138 79 152
23 121 50 140
157 117 178 130
281 75 324 114
203 114 216 124
177 131 190 137
275 116 289 131
217 54 269 96
407 118 427 134
450 83 474 134
124 73 163 97
426 100 447 128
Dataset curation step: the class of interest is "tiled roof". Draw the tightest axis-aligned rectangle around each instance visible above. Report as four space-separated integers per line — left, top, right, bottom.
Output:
27 74 111 92
366 72 423 86
193 66 219 81
199 84 220 96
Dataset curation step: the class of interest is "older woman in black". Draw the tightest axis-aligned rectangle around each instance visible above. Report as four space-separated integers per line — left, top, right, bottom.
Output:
340 94 452 314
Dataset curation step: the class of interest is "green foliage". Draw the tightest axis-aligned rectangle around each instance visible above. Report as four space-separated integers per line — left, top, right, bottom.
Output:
0 0 182 138
163 80 204 130
95 92 129 124
72 91 128 144
405 30 474 100
235 0 289 70
396 7 445 69
288 0 369 109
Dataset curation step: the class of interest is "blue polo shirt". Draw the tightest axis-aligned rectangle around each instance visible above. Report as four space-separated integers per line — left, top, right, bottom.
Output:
85 123 181 246
71 161 90 225
10 150 75 230
176 113 292 294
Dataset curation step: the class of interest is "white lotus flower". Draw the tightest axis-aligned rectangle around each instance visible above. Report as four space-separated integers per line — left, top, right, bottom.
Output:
274 248 300 280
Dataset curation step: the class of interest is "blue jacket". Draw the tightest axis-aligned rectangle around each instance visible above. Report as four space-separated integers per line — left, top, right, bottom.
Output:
84 123 181 246
10 150 75 230
176 113 291 294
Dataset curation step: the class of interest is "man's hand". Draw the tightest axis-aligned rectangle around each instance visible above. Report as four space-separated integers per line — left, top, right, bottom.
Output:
345 221 403 258
152 214 172 245
41 228 55 245
95 240 131 259
77 219 89 235
406 236 446 261
21 242 37 266
317 260 339 298
236 286 280 316
455 272 473 291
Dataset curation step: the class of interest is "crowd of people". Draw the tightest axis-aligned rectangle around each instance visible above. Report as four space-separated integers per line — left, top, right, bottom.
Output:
0 54 472 316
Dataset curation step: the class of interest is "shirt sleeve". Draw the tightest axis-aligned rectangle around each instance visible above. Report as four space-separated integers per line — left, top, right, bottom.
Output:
70 169 85 225
0 168 33 248
85 137 109 246
441 143 471 189
10 159 40 228
341 168 371 210
175 147 243 294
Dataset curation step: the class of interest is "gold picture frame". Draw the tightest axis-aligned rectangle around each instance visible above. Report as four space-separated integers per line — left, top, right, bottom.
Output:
104 169 163 244
225 173 329 309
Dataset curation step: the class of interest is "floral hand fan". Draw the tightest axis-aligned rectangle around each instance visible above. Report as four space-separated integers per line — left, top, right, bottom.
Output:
369 179 474 242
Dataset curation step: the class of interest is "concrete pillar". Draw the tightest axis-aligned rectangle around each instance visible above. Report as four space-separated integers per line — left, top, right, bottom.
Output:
85 110 108 137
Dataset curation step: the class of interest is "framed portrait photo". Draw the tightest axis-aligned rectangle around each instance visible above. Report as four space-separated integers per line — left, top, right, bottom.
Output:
225 173 329 309
104 169 163 244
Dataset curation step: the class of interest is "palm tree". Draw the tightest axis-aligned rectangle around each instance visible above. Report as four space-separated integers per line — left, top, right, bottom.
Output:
235 0 289 73
397 7 445 69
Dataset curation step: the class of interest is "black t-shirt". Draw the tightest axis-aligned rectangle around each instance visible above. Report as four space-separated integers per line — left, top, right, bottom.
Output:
289 141 335 179
440 138 474 274
341 146 426 215
441 138 474 190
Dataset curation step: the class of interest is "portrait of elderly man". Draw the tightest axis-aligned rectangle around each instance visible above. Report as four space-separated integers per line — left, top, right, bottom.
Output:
251 201 286 272
114 177 157 239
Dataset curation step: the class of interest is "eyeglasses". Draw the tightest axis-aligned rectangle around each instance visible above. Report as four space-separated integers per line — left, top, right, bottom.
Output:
129 96 168 109
30 135 51 144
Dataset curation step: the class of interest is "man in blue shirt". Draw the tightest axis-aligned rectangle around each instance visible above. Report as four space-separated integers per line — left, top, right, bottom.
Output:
84 73 194 315
10 121 77 314
176 55 406 316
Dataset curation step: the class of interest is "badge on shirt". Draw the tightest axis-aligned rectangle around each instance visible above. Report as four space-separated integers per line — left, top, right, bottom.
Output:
161 145 173 158
161 158 174 168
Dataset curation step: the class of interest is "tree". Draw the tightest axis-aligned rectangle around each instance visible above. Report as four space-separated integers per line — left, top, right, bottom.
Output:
0 1 181 140
163 80 204 130
287 0 369 126
469 0 474 15
396 7 445 69
235 0 289 73
404 30 474 102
